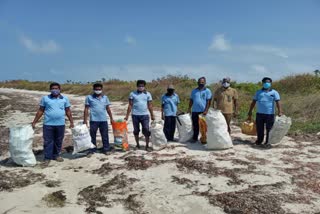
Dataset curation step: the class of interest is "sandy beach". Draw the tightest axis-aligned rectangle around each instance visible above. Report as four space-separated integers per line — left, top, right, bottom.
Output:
0 88 319 214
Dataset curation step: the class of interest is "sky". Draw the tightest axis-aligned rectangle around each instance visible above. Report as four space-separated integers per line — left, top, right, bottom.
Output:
0 0 319 83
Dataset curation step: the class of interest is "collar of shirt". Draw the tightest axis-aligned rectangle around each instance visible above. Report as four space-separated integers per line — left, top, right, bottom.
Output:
261 88 273 92
49 94 64 99
92 94 104 99
136 90 147 94
196 87 207 91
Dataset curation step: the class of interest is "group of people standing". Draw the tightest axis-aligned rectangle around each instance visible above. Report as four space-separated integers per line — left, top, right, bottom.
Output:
31 76 282 164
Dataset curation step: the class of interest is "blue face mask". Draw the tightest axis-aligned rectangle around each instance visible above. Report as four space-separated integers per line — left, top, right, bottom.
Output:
263 82 271 89
51 89 60 96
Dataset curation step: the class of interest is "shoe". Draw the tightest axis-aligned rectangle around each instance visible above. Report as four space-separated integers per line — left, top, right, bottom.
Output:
54 156 64 162
190 139 198 143
262 143 272 149
41 159 51 167
145 147 153 152
255 141 262 145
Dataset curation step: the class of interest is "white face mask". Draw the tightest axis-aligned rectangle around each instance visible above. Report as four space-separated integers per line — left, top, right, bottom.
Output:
94 90 102 95
222 82 230 88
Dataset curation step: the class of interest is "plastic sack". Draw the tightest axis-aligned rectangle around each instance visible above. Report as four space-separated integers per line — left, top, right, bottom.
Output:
9 125 36 166
150 121 168 146
176 114 193 143
205 109 233 150
72 124 95 154
240 120 257 136
199 116 207 144
112 120 129 151
269 115 292 144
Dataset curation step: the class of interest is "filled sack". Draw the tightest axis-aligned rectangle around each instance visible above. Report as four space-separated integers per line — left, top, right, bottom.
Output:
199 115 207 144
176 114 193 143
240 120 257 136
269 115 292 144
112 120 129 151
9 125 36 166
72 124 95 154
205 109 233 150
150 121 168 147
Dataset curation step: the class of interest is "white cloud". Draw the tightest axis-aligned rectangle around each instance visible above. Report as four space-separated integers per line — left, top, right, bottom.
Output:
249 45 288 58
251 64 268 74
20 35 61 54
124 35 137 46
208 34 231 51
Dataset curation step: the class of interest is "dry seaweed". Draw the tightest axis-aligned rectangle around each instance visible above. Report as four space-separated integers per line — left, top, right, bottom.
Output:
42 190 66 207
0 169 45 192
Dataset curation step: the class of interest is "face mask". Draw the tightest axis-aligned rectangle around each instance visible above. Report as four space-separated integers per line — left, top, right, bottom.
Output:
50 89 60 96
263 82 271 89
222 82 230 88
94 90 102 95
198 83 205 88
138 86 145 92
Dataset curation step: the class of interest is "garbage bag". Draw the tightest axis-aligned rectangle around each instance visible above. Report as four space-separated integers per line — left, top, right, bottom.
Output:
150 121 168 146
112 120 129 151
72 124 95 154
176 114 193 143
240 120 257 136
199 115 207 144
269 115 292 144
205 109 233 150
9 125 36 166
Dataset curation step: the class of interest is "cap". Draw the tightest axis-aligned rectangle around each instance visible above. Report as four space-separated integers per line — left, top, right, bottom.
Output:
167 84 175 89
222 77 231 82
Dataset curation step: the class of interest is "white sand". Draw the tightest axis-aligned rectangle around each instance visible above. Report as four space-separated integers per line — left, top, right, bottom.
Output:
0 88 319 214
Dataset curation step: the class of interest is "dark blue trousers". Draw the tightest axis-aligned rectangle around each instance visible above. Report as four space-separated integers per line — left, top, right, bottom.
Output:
163 116 176 141
90 121 110 152
43 125 65 160
256 113 275 144
132 115 150 137
192 112 203 141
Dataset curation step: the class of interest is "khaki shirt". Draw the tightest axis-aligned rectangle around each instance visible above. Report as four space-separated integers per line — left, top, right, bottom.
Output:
214 87 238 114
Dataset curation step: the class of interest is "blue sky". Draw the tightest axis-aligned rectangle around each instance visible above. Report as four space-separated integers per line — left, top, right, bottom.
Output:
0 0 319 83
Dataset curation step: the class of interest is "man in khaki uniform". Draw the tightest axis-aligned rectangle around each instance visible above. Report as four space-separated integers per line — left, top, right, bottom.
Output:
213 77 238 134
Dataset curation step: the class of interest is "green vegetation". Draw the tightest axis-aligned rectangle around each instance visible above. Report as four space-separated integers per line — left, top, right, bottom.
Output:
1 73 319 134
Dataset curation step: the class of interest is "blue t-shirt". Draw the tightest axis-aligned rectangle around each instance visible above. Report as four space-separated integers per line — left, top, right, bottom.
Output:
253 89 280 115
129 91 152 115
85 94 111 122
190 88 212 112
40 94 71 126
161 93 180 116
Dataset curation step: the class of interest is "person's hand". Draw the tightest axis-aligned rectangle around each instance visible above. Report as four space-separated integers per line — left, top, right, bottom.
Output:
187 108 191 114
124 116 128 121
151 115 155 121
70 123 74 129
278 112 283 117
31 122 36 129
111 119 115 124
203 111 208 116
161 115 164 120
83 121 88 127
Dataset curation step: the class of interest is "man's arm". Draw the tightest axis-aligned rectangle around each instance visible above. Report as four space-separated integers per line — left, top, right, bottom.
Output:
65 107 74 128
276 100 283 116
124 100 133 120
32 107 45 129
161 105 164 120
83 106 89 126
148 101 155 120
203 99 212 115
106 105 114 123
187 99 193 113
233 98 238 116
247 100 256 120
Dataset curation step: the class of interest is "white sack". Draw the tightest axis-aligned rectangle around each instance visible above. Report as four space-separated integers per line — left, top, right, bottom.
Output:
9 125 36 166
205 109 233 150
269 115 292 144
